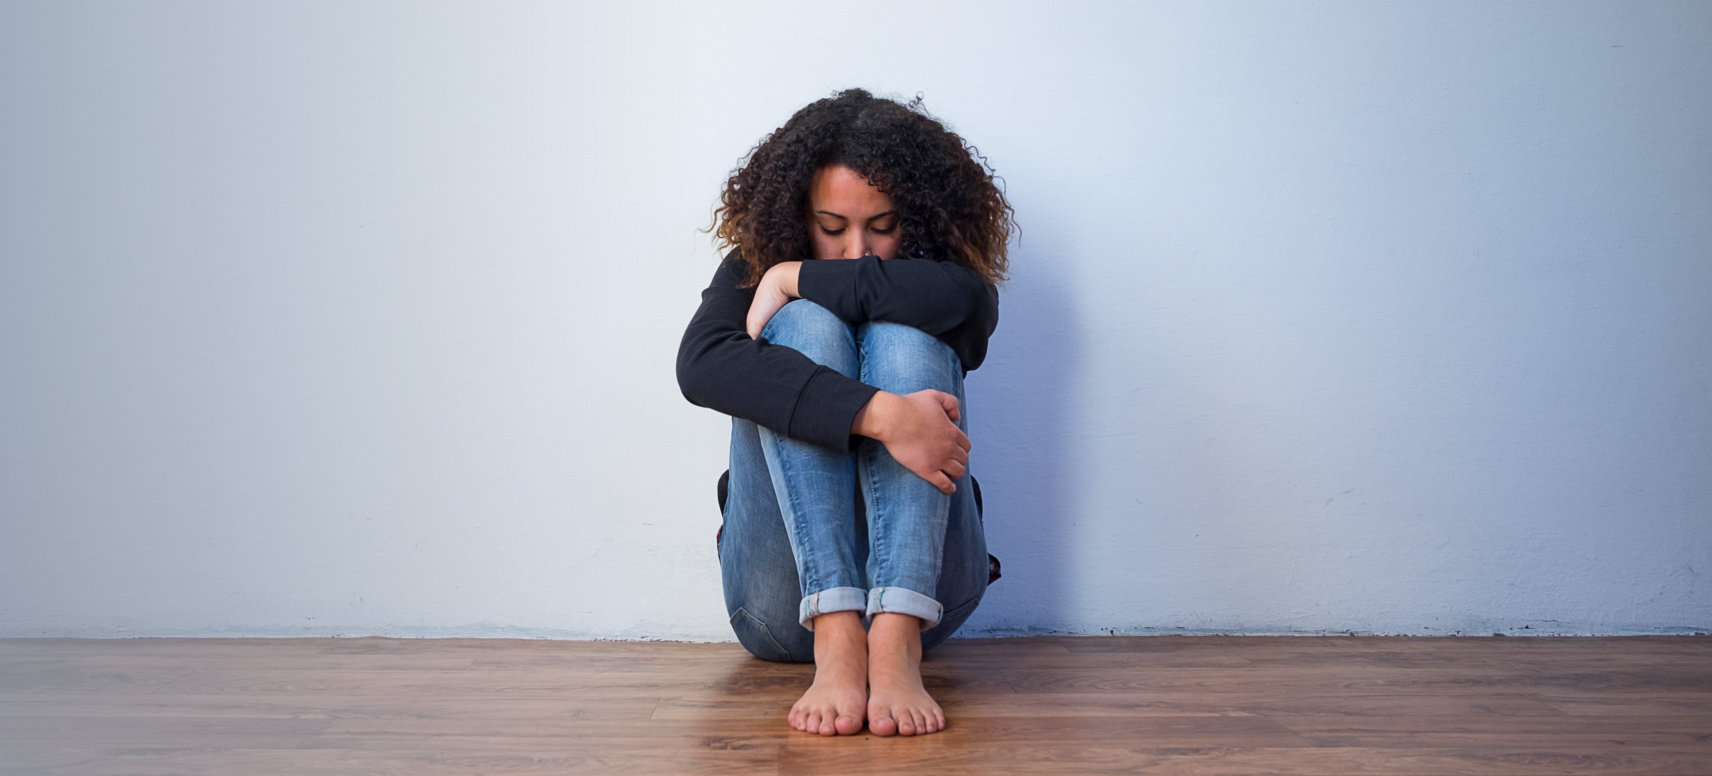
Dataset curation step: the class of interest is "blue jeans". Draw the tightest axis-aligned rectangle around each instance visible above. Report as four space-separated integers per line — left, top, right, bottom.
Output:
719 300 989 662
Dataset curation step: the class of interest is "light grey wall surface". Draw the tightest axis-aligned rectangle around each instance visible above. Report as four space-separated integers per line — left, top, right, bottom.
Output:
2 1 1708 638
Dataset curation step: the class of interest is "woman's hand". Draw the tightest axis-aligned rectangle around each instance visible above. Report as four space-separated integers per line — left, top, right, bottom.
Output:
853 390 970 494
745 261 802 339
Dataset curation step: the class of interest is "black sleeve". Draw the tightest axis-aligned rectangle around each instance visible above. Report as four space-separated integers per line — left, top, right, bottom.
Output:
796 256 1000 372
676 252 878 451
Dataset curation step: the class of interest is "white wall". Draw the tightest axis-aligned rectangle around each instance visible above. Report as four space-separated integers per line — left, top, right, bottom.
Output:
2 1 1707 638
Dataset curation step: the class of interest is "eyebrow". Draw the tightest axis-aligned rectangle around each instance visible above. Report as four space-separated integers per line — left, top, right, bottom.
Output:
814 210 898 220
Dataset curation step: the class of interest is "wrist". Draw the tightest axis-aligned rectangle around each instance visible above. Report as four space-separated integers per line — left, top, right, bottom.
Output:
768 261 802 298
852 391 898 440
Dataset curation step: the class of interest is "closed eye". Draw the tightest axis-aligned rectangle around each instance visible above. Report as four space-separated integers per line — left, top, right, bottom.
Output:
823 224 894 236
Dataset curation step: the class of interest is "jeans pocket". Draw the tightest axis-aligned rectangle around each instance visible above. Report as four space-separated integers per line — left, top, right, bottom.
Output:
729 608 794 662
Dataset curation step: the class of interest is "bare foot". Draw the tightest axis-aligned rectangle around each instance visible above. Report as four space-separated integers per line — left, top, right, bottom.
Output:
866 612 945 736
788 611 867 736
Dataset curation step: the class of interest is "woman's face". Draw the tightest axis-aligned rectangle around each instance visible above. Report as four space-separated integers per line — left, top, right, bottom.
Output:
807 164 901 260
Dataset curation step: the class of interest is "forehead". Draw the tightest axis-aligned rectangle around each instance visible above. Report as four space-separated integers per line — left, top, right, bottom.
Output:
810 165 893 211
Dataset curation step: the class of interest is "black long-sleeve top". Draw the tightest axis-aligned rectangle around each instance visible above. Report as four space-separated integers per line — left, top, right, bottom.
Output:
677 250 1000 451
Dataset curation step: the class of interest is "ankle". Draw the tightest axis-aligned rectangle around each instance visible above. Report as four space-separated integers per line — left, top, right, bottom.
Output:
812 611 867 664
869 612 923 636
868 614 924 659
814 611 865 639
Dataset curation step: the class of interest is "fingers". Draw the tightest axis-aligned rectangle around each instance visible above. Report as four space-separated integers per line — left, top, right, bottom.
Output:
746 305 774 339
934 456 967 493
906 452 962 495
745 294 781 339
745 282 790 339
749 299 777 339
927 392 969 448
934 391 961 422
940 423 970 457
886 389 974 493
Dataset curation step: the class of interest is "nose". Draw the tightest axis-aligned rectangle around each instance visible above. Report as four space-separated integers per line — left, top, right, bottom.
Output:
843 233 871 260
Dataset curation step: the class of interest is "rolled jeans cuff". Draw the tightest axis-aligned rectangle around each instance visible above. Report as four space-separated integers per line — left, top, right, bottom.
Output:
866 586 944 629
799 587 867 630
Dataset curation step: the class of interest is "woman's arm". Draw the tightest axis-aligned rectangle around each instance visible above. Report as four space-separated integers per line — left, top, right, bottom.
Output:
680 251 974 492
677 253 879 451
752 257 1000 372
853 389 970 494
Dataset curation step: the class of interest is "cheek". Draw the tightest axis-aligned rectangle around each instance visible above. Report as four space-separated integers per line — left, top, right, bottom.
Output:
873 232 902 260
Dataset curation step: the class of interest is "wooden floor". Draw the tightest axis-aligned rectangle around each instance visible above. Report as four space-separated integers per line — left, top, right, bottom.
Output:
2 636 1709 774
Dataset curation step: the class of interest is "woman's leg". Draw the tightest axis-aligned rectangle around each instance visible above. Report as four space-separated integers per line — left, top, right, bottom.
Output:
854 320 985 735
716 302 990 735
718 418 814 663
855 320 968 625
753 301 866 630
752 300 870 736
724 444 984 664
922 481 989 652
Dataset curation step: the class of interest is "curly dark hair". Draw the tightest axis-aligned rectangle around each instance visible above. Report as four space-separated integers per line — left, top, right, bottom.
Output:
711 89 1014 287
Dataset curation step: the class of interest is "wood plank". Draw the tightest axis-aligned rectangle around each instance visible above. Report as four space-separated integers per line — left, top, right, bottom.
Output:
776 744 1712 776
998 664 1712 696
1 635 1708 775
9 746 786 776
1273 713 1712 748
0 715 331 748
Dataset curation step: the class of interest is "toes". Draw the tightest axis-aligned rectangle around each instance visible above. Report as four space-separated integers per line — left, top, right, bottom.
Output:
869 710 898 737
891 707 945 736
834 713 863 736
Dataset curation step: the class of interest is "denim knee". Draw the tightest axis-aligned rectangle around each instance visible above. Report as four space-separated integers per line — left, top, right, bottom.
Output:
762 300 858 375
857 321 962 396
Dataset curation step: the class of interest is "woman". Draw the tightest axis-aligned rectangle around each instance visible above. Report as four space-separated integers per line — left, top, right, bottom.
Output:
677 89 1013 737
